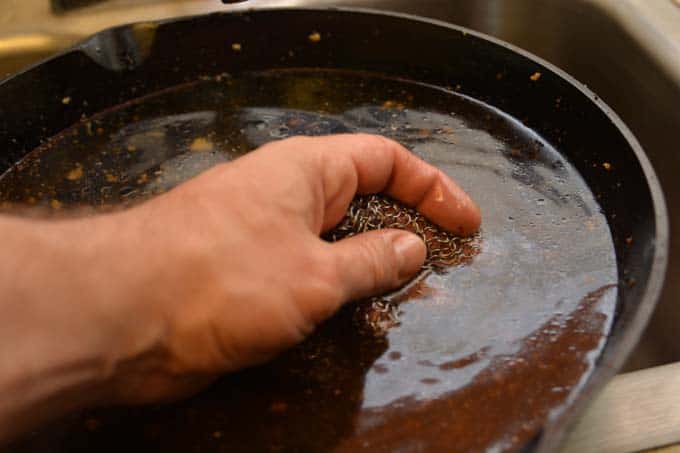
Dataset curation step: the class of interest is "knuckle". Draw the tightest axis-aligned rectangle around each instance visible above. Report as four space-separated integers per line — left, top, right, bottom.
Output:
358 234 400 290
356 133 394 155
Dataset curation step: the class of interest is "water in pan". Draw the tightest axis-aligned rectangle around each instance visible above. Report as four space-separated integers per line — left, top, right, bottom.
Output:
1 69 617 452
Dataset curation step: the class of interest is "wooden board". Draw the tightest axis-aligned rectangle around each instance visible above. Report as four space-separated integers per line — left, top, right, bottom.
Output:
563 362 680 452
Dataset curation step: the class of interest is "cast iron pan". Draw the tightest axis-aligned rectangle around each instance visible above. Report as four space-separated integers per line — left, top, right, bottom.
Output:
0 8 668 453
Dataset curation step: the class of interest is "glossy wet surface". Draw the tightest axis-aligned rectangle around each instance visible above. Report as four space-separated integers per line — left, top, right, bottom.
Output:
1 70 618 452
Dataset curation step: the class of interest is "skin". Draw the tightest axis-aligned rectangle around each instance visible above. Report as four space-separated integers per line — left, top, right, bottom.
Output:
0 134 480 444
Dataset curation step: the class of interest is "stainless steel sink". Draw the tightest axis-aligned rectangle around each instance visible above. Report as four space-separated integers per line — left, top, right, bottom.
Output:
2 0 679 370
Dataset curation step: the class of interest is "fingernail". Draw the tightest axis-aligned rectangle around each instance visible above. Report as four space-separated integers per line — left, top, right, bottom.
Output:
393 233 427 280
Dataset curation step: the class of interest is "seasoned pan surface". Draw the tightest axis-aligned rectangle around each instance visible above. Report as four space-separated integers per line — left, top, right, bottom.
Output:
2 69 617 452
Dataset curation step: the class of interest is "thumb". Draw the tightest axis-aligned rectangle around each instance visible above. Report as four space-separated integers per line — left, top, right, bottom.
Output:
329 229 427 302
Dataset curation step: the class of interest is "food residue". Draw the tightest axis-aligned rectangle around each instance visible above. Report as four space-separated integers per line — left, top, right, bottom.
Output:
65 165 83 181
189 137 213 152
530 72 542 81
61 96 71 105
602 162 612 171
50 199 62 209
308 32 321 42
231 43 242 52
382 100 405 111
104 173 118 183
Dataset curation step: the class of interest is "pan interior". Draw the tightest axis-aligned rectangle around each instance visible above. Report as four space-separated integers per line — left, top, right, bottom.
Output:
1 69 617 452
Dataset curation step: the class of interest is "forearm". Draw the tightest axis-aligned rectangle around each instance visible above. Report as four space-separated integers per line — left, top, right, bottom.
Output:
0 214 157 443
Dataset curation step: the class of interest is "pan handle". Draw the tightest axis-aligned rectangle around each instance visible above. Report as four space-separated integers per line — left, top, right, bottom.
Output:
563 362 680 452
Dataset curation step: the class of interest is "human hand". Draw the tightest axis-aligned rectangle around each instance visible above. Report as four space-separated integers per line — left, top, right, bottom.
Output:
0 134 479 441
95 133 480 402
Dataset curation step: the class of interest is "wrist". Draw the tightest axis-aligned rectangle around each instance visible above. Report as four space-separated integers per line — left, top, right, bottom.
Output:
0 212 165 442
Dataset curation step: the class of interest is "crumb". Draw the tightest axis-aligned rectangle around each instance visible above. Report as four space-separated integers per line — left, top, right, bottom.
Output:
126 144 137 152
603 162 612 171
66 165 83 181
62 96 71 105
231 42 242 52
137 173 148 184
625 236 633 245
212 430 223 439
104 173 118 183
530 72 541 81
381 100 405 110
50 199 62 209
189 137 213 152
308 32 321 42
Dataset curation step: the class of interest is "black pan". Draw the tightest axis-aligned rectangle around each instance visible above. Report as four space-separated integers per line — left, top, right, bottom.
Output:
0 8 668 453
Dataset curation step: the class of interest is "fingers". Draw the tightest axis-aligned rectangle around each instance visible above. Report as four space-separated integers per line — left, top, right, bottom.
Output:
327 229 426 302
266 134 481 236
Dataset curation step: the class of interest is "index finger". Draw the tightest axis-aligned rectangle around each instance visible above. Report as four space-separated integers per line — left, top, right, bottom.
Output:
300 134 481 236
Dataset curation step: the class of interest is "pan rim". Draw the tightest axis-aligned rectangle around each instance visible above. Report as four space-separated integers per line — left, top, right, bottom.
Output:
0 6 669 452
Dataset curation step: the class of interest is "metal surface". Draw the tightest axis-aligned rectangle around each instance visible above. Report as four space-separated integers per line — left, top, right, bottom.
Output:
0 8 668 452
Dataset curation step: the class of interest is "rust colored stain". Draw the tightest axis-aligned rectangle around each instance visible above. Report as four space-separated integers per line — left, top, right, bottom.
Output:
439 348 489 371
336 285 615 452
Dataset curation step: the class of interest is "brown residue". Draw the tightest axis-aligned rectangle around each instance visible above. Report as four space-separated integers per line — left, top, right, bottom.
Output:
189 137 213 152
336 285 615 452
65 165 83 181
381 100 406 111
420 378 440 385
388 351 402 361
104 173 118 183
439 348 488 371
